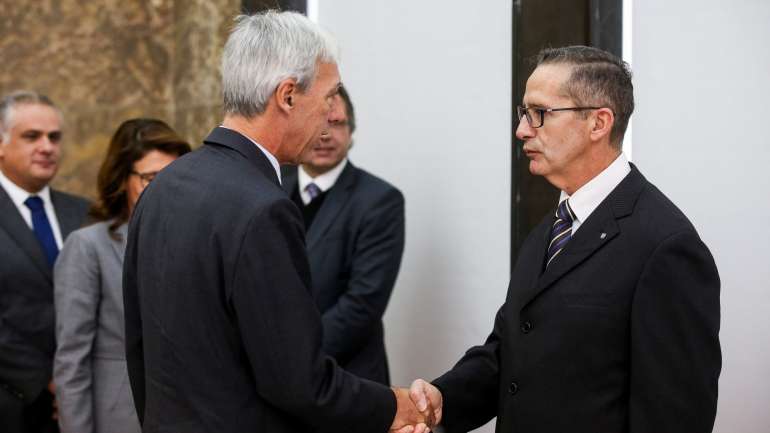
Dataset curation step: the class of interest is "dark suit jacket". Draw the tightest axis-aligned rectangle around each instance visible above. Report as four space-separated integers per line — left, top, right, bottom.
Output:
433 165 721 433
123 127 396 433
282 163 405 385
0 186 89 403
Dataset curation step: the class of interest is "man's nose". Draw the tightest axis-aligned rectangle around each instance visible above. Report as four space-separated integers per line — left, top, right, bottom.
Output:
515 117 535 141
38 136 56 153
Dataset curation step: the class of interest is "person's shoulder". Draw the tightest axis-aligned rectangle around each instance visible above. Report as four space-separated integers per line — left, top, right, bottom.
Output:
65 220 114 245
631 177 699 243
51 189 91 211
351 165 403 201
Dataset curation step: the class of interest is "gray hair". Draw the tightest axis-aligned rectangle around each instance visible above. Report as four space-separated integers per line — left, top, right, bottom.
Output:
536 46 634 147
221 10 339 118
0 90 61 142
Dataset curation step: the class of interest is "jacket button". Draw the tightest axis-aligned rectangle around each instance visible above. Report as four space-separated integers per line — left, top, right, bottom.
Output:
520 321 533 333
508 381 519 395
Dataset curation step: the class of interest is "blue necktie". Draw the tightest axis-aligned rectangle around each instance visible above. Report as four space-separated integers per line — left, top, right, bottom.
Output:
305 183 322 202
24 196 59 268
546 199 576 267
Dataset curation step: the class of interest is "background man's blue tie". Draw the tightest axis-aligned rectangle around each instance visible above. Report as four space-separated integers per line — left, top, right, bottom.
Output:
546 199 576 267
24 196 59 268
305 183 322 202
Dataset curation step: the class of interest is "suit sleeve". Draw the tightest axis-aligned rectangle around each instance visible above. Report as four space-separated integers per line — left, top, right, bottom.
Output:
123 211 145 425
53 231 99 433
629 230 721 433
322 188 405 362
432 303 505 433
231 198 396 432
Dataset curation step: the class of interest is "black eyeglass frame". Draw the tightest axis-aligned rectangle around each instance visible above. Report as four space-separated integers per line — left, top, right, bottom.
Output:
516 106 605 128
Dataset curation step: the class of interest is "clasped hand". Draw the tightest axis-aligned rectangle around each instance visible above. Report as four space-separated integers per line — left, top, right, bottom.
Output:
390 379 443 433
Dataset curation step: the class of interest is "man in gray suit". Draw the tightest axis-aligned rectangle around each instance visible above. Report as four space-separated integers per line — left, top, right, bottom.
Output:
282 86 405 385
0 91 90 433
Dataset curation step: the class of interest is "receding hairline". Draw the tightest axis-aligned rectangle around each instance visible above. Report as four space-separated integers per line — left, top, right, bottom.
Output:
1 92 63 138
3 102 63 132
525 63 576 103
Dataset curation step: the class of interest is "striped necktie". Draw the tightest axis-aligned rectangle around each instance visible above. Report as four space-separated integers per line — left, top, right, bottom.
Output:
546 199 576 267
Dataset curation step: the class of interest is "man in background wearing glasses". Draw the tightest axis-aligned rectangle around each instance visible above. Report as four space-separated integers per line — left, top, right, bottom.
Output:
408 46 721 433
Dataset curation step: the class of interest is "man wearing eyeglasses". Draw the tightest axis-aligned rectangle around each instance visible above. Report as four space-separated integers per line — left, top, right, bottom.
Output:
0 91 90 433
408 46 721 433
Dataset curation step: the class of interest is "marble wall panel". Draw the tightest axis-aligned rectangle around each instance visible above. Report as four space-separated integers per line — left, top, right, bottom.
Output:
172 0 240 146
0 0 238 198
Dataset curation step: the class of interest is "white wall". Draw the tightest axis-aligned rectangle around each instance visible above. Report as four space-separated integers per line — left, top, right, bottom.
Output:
318 1 770 432
633 1 770 432
318 2 511 432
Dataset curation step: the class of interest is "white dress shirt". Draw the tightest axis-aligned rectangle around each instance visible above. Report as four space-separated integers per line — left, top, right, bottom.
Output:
0 169 64 248
297 158 348 205
219 126 282 185
559 153 631 234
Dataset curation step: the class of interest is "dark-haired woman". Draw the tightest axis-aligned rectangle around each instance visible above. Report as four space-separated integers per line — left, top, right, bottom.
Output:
53 119 191 433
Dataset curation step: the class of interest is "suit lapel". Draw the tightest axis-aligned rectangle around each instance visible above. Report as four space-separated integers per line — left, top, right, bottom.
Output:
519 165 646 309
0 186 51 280
306 163 357 251
109 223 128 265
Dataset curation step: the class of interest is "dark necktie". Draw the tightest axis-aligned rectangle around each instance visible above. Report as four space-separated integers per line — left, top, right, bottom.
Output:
24 196 59 268
546 199 575 267
305 183 322 202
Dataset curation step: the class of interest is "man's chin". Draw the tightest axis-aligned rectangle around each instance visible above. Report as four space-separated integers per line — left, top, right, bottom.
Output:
32 170 58 184
528 161 547 176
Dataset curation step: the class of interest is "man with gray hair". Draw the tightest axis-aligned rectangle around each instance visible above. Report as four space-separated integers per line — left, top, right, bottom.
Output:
0 91 90 433
409 45 721 433
123 11 431 433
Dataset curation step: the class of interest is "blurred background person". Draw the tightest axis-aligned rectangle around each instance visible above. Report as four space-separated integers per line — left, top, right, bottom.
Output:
0 90 90 433
52 118 191 433
282 86 405 385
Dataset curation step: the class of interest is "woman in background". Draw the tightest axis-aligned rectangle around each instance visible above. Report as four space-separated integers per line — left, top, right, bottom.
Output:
53 118 191 433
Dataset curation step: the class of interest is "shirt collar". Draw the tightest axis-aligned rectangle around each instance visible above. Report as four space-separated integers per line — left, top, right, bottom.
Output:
298 158 348 193
559 153 631 225
218 125 282 185
0 168 53 209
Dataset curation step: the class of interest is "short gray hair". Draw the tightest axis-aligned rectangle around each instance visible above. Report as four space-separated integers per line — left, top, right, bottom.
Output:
536 46 634 147
0 90 60 142
222 11 339 118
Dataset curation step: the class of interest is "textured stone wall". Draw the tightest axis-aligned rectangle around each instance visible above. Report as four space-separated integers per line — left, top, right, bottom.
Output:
0 0 240 198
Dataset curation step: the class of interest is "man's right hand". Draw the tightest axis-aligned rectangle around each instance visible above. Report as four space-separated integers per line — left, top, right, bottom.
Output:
408 379 443 428
390 386 435 433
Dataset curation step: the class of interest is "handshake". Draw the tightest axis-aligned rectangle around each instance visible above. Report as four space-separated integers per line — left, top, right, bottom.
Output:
389 379 444 433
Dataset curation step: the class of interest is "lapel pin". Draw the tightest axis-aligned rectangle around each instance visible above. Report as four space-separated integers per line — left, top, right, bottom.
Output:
600 232 607 239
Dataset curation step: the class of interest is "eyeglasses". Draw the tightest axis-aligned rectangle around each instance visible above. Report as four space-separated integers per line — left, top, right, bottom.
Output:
130 170 159 187
516 106 603 128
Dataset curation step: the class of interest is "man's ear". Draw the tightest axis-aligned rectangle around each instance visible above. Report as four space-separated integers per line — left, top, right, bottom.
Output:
275 78 298 114
590 107 614 142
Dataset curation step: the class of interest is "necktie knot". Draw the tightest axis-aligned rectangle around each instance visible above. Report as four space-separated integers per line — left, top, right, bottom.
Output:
305 183 322 201
556 198 575 223
24 196 44 211
546 199 575 267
